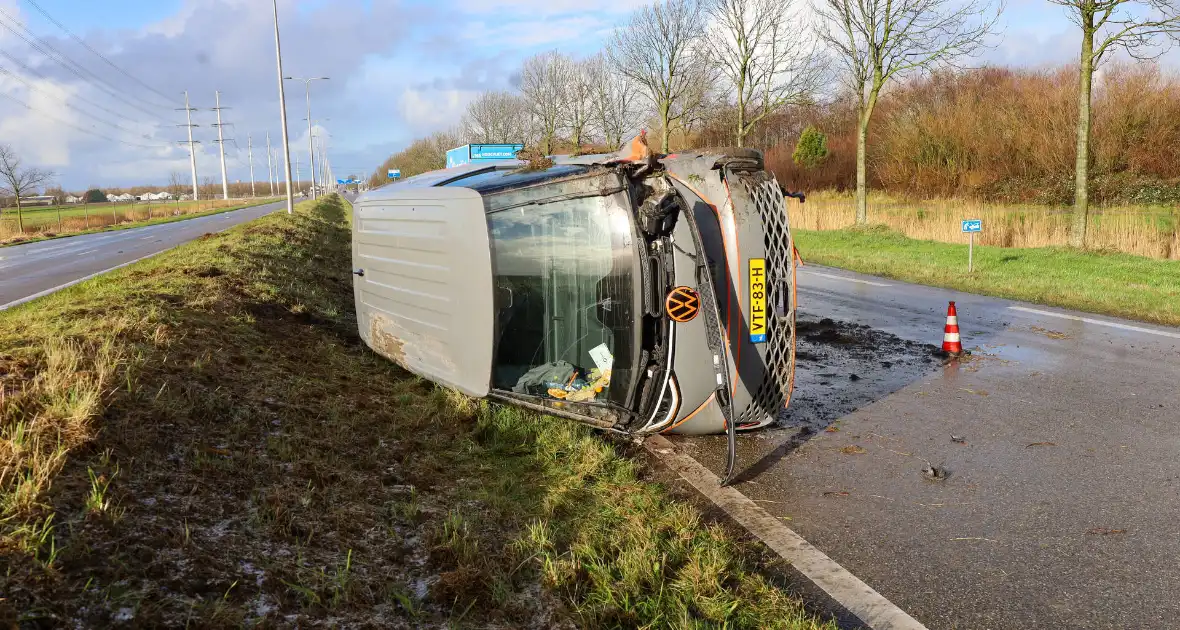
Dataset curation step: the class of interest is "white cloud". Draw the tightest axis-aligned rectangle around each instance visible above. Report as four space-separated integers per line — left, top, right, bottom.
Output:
400 88 476 131
454 0 649 16
461 15 617 50
0 78 80 167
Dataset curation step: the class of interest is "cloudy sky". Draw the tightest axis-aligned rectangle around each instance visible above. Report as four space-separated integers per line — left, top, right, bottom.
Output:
0 0 1172 190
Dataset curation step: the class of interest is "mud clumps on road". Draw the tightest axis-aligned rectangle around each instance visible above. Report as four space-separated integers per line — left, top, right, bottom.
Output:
780 316 942 431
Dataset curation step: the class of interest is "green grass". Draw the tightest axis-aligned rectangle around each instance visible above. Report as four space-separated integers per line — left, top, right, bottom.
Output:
0 194 831 628
795 225 1180 326
3 198 278 225
0 198 281 248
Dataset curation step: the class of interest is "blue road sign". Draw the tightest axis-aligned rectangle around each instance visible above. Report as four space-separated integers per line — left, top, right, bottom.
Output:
388 169 401 179
961 219 982 233
446 144 524 168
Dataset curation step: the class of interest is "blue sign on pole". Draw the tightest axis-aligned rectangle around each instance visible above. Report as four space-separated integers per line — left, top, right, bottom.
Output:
388 169 401 179
961 219 982 233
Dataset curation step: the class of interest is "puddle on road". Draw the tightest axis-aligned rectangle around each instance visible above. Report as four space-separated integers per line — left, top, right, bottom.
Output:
779 316 943 431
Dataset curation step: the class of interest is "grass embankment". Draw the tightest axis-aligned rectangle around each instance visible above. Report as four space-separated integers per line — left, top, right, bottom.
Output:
794 192 1180 260
795 226 1180 326
0 195 831 628
0 198 281 247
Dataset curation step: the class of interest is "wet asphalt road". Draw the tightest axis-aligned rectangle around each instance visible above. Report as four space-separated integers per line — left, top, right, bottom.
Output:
0 200 289 308
671 265 1180 630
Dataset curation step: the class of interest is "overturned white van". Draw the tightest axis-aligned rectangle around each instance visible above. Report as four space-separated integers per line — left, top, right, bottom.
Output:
352 142 799 481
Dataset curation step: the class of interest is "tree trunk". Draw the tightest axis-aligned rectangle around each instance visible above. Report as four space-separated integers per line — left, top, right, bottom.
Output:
855 88 880 226
1070 22 1096 248
56 205 62 232
855 110 870 225
660 101 672 153
15 198 22 234
736 86 746 148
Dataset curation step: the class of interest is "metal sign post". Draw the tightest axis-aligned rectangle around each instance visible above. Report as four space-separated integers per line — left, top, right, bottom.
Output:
961 219 982 272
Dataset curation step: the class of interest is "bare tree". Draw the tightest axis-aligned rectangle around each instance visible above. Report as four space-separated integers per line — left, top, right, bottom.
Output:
587 53 643 150
462 91 532 144
608 0 706 152
706 0 827 147
671 56 723 145
565 58 597 150
1052 0 1180 247
818 0 1001 223
0 144 54 233
168 171 185 198
520 51 573 155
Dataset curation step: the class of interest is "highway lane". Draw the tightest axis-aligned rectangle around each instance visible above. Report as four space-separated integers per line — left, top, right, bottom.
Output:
673 265 1180 629
0 200 287 309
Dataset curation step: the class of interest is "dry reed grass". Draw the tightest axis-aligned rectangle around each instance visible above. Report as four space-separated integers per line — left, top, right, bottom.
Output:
0 199 261 244
793 193 1180 259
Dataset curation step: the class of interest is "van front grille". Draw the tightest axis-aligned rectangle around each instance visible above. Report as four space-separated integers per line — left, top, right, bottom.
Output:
736 176 796 427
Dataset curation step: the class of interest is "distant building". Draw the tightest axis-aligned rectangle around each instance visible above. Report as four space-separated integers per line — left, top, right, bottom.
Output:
64 195 82 204
18 195 54 206
136 192 173 201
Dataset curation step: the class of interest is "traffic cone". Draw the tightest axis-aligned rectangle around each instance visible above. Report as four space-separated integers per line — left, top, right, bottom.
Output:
942 301 963 355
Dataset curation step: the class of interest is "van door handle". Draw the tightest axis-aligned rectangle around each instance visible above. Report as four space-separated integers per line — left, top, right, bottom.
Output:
353 269 365 277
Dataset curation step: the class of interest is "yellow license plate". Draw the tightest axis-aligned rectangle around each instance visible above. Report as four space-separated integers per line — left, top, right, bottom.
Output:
749 258 767 343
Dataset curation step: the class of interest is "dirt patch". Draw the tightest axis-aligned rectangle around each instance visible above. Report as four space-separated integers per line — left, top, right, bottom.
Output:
781 316 943 431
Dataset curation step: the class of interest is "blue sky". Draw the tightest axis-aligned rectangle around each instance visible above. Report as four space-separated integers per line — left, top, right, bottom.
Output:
0 0 1171 189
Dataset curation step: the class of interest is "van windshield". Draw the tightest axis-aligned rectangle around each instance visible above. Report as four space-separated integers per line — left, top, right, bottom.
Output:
486 185 637 406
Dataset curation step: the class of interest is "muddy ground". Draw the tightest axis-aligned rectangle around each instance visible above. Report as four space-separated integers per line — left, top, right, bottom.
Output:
782 316 944 431
666 315 946 486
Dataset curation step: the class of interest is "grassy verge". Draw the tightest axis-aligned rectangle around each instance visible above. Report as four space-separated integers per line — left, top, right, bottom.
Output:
0 195 831 628
795 226 1180 326
792 192 1180 259
0 198 281 249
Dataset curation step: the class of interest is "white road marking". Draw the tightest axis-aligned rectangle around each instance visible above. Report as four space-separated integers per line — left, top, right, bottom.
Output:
644 435 929 630
1008 306 1180 340
0 250 170 311
800 270 893 287
0 202 282 310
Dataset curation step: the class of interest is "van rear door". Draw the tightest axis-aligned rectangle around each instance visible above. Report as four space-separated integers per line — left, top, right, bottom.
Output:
352 187 495 397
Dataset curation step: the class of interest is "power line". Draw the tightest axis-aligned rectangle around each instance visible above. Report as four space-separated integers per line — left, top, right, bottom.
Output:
0 8 177 124
22 0 181 109
0 50 142 125
0 62 149 139
0 88 168 149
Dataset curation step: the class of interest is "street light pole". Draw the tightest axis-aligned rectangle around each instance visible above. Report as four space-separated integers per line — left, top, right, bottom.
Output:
284 76 329 201
272 0 294 214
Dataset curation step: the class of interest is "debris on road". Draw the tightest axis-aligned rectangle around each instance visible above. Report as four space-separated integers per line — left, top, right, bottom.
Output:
1030 326 1071 340
783 316 941 431
839 445 868 455
922 464 950 480
951 435 967 444
1026 442 1057 448
822 490 851 497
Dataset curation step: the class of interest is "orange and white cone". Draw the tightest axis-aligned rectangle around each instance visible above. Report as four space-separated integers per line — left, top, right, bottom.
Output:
942 301 963 355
